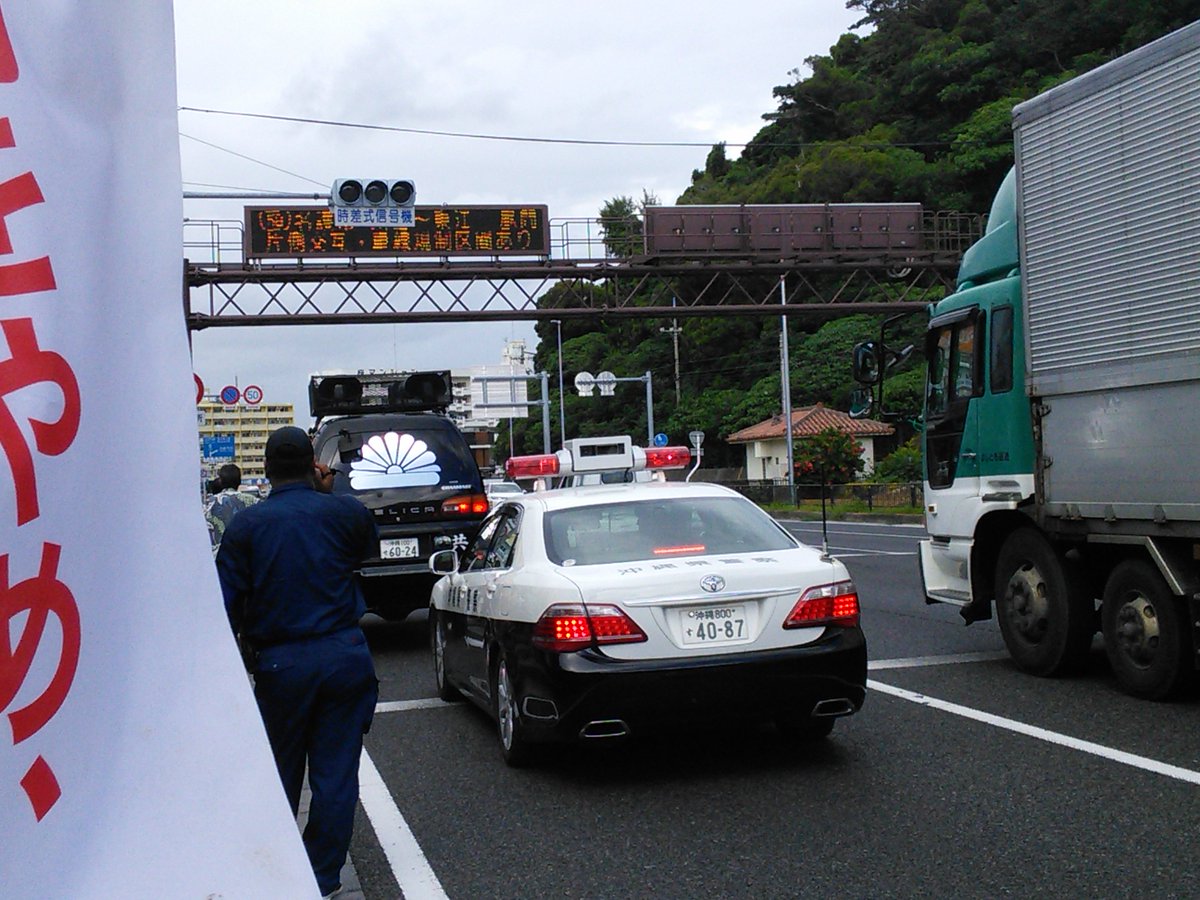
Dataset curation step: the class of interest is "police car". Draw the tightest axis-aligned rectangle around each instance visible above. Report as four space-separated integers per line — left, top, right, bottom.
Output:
427 435 867 765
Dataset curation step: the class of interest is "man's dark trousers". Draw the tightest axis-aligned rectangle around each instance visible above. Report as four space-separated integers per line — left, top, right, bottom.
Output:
253 628 378 895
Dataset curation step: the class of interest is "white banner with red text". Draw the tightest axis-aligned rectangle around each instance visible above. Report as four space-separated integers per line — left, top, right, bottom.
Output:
0 4 319 896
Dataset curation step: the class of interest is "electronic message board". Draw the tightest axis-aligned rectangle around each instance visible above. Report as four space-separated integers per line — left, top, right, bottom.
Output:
244 205 550 259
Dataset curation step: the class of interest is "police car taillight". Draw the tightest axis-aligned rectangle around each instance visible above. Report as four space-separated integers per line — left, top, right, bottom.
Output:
643 446 690 470
532 603 647 652
506 454 560 480
783 581 860 628
441 493 489 515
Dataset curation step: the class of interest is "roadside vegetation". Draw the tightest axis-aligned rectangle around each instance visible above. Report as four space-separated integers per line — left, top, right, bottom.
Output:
506 1 1200 478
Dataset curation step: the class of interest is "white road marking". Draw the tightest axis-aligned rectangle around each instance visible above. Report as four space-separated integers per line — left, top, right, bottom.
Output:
870 651 1009 670
867 679 1200 786
358 749 449 900
828 549 917 558
376 697 456 714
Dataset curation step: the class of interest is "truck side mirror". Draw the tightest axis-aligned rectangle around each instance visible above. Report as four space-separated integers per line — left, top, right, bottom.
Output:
849 388 873 419
852 342 879 385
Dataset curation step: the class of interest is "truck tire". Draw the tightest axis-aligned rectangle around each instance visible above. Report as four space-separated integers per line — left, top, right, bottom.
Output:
994 528 1093 676
1101 559 1191 700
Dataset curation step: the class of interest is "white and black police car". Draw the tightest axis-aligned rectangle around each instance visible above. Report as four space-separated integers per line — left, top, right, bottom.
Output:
427 435 867 765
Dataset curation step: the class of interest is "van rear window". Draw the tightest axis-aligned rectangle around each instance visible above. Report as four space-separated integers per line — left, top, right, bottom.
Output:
318 427 479 492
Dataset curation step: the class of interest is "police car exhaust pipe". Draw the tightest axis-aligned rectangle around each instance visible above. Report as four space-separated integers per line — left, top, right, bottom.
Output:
811 698 855 718
579 719 630 739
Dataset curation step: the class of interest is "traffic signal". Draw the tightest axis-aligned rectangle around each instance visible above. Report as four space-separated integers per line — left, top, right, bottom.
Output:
330 179 416 209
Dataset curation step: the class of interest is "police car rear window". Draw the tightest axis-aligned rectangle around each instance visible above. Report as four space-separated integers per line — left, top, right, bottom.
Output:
543 497 797 566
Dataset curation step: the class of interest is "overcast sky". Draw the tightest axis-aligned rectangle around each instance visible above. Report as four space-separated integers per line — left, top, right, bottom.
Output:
174 1 864 422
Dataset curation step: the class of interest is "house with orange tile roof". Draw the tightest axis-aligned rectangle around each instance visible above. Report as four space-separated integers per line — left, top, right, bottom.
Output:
726 403 895 481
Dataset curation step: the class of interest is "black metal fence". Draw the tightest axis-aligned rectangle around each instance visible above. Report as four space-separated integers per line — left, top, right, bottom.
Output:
719 480 922 510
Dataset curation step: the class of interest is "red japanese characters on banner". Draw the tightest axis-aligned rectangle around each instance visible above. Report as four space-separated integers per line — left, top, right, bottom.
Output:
0 5 82 823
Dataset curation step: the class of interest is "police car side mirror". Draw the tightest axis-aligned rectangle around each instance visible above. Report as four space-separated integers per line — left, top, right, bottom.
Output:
429 549 458 575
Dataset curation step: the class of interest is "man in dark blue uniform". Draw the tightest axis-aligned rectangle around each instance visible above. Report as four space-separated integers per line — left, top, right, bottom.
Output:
217 426 379 898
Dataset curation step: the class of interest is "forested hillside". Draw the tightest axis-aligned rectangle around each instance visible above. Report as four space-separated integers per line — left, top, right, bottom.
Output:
514 1 1200 469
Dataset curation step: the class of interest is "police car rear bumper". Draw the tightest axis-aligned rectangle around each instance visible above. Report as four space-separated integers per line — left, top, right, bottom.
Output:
510 628 867 743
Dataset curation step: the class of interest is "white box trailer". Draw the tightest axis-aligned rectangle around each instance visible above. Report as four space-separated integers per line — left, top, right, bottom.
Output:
1014 24 1200 523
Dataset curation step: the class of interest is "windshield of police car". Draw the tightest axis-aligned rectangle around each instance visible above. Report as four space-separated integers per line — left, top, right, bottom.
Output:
543 497 798 566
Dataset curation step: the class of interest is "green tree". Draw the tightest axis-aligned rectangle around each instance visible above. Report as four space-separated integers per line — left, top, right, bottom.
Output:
599 190 660 258
874 436 922 482
793 428 866 485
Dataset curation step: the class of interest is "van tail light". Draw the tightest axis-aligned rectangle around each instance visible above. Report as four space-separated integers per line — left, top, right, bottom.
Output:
783 580 859 629
441 493 489 516
532 603 647 652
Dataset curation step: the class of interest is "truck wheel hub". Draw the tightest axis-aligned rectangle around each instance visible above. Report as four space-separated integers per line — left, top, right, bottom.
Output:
1115 596 1158 667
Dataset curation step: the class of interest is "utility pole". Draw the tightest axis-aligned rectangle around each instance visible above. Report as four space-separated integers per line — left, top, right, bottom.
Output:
658 298 682 405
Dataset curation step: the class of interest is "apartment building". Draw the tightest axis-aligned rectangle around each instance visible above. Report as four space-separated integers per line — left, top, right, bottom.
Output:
197 396 295 488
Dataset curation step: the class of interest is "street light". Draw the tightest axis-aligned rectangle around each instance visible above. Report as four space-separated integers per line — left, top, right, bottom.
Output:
779 275 795 504
551 319 566 448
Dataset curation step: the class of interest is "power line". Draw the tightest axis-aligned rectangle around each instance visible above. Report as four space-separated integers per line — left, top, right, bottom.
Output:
179 106 723 148
179 106 976 150
180 132 326 187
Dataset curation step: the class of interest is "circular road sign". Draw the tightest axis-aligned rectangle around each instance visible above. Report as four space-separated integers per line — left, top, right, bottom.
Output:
242 385 263 405
194 373 204 405
219 385 240 405
653 432 668 447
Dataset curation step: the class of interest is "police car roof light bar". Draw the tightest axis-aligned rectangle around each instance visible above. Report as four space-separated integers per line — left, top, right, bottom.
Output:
643 446 691 470
506 453 562 481
505 437 691 483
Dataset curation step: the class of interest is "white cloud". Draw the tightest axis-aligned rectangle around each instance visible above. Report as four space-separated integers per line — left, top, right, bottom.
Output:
174 0 863 424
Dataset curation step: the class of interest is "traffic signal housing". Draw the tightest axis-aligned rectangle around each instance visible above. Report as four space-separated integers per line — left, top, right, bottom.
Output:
330 179 416 209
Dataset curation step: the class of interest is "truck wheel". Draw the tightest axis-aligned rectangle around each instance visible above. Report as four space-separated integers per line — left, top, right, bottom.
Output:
994 528 1093 676
1101 560 1191 700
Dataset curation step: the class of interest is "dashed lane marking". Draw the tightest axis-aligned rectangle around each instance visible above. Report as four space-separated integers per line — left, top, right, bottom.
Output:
867 679 1200 786
375 697 456 714
869 651 1009 670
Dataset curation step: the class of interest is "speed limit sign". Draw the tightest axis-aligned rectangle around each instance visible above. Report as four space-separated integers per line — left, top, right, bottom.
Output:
243 385 263 405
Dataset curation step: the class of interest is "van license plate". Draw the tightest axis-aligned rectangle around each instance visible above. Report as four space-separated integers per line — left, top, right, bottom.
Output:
380 538 419 560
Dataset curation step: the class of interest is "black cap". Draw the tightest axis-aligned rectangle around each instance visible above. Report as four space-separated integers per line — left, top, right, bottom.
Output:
265 426 313 461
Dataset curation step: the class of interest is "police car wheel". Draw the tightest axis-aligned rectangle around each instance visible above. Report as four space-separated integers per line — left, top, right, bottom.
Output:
430 609 461 702
494 655 536 767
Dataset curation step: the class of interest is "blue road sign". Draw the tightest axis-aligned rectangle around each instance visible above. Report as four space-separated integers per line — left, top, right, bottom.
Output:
202 434 235 460
653 432 668 447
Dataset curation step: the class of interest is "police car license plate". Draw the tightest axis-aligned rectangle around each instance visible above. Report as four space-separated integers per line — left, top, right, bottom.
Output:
681 604 748 645
380 537 419 560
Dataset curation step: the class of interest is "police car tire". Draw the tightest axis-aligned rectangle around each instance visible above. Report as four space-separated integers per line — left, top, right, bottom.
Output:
493 654 537 767
430 609 461 702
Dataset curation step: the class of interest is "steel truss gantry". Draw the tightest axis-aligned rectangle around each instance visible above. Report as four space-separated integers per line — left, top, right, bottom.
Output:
186 253 966 330
184 216 980 330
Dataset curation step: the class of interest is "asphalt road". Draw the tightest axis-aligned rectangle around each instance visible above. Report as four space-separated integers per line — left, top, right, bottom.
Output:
348 520 1200 899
